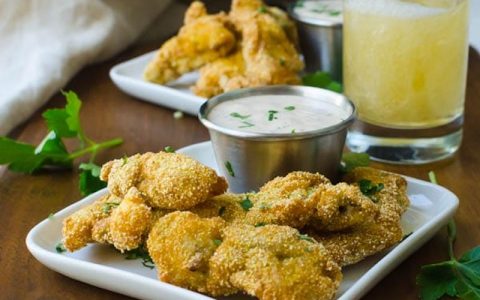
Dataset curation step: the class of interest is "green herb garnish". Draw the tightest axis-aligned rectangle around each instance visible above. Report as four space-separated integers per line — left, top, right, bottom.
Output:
298 234 315 243
284 106 295 111
258 5 267 13
124 246 155 269
225 161 235 177
255 222 267 227
291 129 296 134
302 71 343 93
0 91 122 196
48 213 55 220
230 112 250 120
102 202 120 214
328 10 341 16
55 242 66 253
358 179 384 201
121 155 128 166
239 121 255 128
340 152 370 173
213 239 222 246
219 206 226 216
164 146 175 153
268 110 278 121
416 172 480 300
279 58 286 66
240 196 253 211
79 163 106 196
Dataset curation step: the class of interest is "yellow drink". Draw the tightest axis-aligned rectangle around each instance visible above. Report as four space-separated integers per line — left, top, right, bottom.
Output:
344 0 469 129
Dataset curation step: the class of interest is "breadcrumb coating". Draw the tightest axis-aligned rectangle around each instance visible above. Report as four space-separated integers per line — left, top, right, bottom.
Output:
63 193 119 251
208 224 342 299
310 183 379 232
190 193 247 223
245 172 330 228
147 211 226 293
100 152 228 210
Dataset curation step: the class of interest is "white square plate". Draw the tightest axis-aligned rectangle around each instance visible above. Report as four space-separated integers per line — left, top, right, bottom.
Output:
26 141 459 300
109 51 205 115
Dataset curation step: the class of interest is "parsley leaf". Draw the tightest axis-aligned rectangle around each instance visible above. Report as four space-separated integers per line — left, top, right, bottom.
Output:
0 91 122 195
55 242 66 253
240 196 253 211
79 163 106 196
123 246 155 269
341 152 370 173
213 239 222 246
284 106 295 111
358 179 384 200
417 173 480 300
298 234 315 243
302 71 343 93
164 146 175 153
268 110 278 121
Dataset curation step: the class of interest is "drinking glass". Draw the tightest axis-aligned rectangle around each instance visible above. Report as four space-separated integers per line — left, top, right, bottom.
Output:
344 0 470 164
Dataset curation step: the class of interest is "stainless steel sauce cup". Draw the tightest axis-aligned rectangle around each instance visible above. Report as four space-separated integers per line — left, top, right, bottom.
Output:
199 85 355 193
289 2 343 82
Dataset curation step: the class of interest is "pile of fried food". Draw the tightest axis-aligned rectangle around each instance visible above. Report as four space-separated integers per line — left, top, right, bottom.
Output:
143 0 304 98
62 151 409 300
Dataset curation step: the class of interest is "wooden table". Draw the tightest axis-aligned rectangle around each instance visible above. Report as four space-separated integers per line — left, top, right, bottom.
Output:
1 43 479 299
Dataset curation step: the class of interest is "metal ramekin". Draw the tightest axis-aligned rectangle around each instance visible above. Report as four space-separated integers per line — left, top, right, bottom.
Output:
199 85 355 193
289 2 343 82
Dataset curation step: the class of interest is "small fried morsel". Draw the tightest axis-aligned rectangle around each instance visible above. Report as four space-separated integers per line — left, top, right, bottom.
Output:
208 224 342 299
343 167 410 214
310 183 379 232
245 172 330 228
309 171 407 266
190 193 247 223
63 193 120 252
100 152 228 210
147 211 226 293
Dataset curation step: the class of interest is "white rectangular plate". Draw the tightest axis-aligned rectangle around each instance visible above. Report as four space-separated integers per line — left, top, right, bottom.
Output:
109 51 205 115
26 141 459 300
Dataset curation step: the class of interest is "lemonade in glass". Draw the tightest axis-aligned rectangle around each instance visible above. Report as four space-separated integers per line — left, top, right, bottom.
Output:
344 0 469 163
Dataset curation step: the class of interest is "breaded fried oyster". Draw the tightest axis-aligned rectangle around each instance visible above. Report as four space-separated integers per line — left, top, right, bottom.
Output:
144 1 236 84
147 211 226 293
208 224 342 299
100 151 227 210
245 171 330 228
62 193 120 252
190 193 247 223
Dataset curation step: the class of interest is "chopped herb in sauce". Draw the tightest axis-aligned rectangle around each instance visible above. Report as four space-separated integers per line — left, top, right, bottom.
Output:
103 202 120 213
230 112 250 120
164 146 175 153
55 242 66 253
284 106 295 111
240 196 253 211
239 121 255 128
267 110 278 121
213 239 222 246
225 161 235 177
329 11 341 16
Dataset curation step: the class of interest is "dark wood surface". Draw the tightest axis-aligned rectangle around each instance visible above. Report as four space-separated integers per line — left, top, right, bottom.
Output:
1 43 479 299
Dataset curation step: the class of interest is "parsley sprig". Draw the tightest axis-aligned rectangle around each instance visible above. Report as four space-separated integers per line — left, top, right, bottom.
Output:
302 71 343 93
417 172 480 299
0 91 122 196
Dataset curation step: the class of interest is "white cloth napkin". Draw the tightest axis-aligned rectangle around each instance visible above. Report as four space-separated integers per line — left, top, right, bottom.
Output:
0 0 171 135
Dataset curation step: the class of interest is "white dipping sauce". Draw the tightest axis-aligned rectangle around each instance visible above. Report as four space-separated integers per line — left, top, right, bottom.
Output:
207 95 349 134
293 0 343 25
